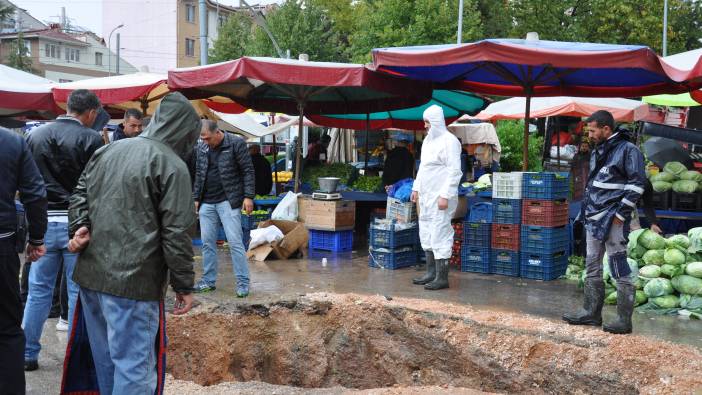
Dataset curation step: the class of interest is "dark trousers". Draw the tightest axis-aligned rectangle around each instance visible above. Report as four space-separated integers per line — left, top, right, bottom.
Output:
0 238 26 395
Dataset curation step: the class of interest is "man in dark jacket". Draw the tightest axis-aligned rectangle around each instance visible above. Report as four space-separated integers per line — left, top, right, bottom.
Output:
0 127 47 395
249 144 273 196
193 120 255 297
382 138 414 189
563 110 646 335
108 108 144 142
23 89 104 371
66 92 198 394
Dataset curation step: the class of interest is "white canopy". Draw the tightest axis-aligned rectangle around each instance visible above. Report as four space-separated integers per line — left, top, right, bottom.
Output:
0 65 55 116
214 110 300 140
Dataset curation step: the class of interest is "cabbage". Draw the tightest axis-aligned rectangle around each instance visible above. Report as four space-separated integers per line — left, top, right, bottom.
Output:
652 181 672 192
629 244 648 259
634 277 646 290
689 228 702 254
679 294 702 310
635 290 648 306
644 277 674 297
650 171 677 182
638 229 666 250
666 234 690 249
671 275 702 295
660 263 684 278
642 249 665 265
605 291 618 305
672 180 698 193
650 294 680 309
627 258 639 278
639 265 661 278
664 161 688 177
686 262 702 278
663 248 686 265
680 170 702 182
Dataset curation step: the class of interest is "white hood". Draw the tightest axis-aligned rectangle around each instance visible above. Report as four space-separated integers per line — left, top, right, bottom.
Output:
423 105 449 139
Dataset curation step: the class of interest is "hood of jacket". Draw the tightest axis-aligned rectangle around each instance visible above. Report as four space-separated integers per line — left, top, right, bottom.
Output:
140 92 200 160
423 104 449 140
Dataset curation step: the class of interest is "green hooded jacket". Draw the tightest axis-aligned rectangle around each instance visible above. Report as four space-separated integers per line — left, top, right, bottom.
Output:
69 92 200 301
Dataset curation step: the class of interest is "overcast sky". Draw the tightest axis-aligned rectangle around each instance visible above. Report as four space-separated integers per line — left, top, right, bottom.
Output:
12 0 283 36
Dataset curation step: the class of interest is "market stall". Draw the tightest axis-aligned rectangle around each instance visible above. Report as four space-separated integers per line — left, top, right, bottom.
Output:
0 64 58 118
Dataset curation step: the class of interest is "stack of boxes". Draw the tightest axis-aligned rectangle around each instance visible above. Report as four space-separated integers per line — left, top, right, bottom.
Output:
460 202 492 273
520 172 571 280
490 172 524 276
302 198 356 253
368 197 418 269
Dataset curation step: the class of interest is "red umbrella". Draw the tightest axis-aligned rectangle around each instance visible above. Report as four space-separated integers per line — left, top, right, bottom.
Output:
168 56 432 191
0 64 58 117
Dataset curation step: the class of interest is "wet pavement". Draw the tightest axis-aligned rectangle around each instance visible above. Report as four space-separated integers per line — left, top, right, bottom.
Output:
25 245 702 394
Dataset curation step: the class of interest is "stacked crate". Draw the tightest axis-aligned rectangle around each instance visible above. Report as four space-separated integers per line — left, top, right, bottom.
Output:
450 220 463 268
490 173 523 276
520 172 570 280
368 219 418 269
461 220 491 273
305 199 356 253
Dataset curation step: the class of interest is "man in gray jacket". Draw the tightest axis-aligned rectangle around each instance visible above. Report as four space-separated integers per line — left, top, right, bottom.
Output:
192 120 255 297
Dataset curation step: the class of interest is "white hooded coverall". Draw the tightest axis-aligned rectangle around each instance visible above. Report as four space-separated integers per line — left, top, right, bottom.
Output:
413 105 463 260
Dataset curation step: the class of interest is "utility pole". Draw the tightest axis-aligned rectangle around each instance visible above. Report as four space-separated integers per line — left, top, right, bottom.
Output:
457 0 464 44
116 33 120 74
240 0 285 58
199 0 208 65
662 0 668 56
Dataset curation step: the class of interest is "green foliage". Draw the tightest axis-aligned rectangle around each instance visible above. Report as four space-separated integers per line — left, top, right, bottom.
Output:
494 120 543 172
6 32 33 72
209 11 254 63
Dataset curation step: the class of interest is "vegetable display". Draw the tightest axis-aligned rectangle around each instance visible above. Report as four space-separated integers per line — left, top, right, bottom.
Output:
351 176 383 192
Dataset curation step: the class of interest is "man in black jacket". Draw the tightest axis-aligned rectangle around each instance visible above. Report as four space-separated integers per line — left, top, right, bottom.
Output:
249 144 273 196
382 138 414 190
0 127 47 394
193 120 255 297
23 89 104 371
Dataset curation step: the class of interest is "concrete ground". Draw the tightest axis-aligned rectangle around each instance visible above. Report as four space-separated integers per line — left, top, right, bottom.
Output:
25 246 702 394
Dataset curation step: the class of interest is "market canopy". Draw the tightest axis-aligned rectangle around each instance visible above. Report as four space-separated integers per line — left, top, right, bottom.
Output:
475 96 651 122
308 90 489 130
214 110 300 139
0 64 57 117
644 48 702 106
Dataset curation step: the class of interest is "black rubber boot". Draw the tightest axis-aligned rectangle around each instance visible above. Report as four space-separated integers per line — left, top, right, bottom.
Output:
562 279 605 326
413 251 436 285
425 259 449 290
603 283 635 334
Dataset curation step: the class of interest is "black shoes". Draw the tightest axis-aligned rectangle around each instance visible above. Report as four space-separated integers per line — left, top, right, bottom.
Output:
563 279 605 326
424 259 449 291
413 251 436 285
603 283 635 335
24 360 38 371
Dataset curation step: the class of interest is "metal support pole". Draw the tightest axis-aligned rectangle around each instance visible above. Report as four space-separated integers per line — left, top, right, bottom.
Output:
294 103 304 193
364 113 370 171
199 0 208 65
115 33 120 74
522 95 532 171
662 0 668 56
457 0 464 44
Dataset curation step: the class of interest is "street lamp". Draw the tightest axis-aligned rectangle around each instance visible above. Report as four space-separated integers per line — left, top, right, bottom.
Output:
107 23 124 76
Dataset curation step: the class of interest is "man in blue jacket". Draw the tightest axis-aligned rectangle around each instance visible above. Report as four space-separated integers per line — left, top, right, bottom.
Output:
563 110 646 334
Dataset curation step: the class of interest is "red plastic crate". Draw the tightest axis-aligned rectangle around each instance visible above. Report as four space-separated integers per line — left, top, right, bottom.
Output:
521 199 569 227
450 239 462 267
491 223 520 251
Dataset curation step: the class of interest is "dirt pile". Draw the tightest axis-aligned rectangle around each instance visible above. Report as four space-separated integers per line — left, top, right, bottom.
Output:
166 293 702 394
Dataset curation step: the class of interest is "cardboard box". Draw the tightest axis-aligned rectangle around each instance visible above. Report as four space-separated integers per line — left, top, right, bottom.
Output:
301 199 355 231
246 220 309 262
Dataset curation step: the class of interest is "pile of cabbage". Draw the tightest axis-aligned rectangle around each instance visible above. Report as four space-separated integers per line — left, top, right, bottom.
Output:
649 161 702 194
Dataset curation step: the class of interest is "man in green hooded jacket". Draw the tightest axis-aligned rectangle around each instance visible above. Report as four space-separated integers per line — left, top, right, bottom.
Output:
66 92 199 394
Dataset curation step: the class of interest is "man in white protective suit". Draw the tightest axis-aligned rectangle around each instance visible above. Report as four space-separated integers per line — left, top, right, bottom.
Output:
411 105 463 290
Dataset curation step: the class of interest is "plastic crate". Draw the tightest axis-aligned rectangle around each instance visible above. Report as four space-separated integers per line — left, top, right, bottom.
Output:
492 198 522 224
492 172 523 199
369 248 417 270
309 229 353 252
490 249 520 277
452 221 464 241
671 192 702 212
450 239 462 267
520 250 568 281
241 212 271 230
491 223 520 251
460 246 491 273
463 222 491 247
520 225 569 253
467 202 493 223
386 197 417 223
651 190 671 210
369 223 418 249
522 172 570 200
521 199 569 227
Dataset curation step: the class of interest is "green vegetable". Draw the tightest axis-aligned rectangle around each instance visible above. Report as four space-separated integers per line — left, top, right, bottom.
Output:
663 161 688 177
686 262 702 278
689 228 702 254
680 170 702 182
352 175 383 192
650 172 676 183
639 265 661 278
634 277 646 290
643 277 674 297
638 229 666 250
605 291 618 305
671 275 702 295
642 249 665 266
679 294 702 310
660 264 684 278
652 181 672 192
663 248 686 266
635 290 648 306
650 294 680 309
666 234 690 249
672 180 698 193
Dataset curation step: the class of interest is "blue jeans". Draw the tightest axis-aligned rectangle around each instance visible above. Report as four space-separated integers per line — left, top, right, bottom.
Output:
80 288 159 394
22 222 79 361
199 201 249 287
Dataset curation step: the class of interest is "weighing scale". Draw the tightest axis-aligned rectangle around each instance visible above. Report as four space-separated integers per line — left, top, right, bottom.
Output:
312 191 342 200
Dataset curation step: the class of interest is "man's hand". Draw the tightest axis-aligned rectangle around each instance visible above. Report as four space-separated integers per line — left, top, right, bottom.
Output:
384 185 391 193
410 191 418 203
173 293 194 315
194 201 199 214
438 197 448 210
651 224 663 234
25 244 46 262
243 198 254 214
68 226 91 253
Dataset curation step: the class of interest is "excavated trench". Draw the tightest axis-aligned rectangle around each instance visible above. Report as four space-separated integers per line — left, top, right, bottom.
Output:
166 295 702 394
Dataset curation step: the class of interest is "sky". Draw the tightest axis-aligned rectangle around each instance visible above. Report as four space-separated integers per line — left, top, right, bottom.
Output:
11 0 283 36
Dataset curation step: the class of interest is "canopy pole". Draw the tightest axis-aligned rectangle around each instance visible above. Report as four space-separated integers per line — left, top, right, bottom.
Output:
364 113 370 171
522 94 532 171
271 113 279 193
140 98 148 115
294 104 304 193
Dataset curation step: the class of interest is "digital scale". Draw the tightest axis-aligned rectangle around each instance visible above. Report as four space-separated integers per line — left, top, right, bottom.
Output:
312 191 342 200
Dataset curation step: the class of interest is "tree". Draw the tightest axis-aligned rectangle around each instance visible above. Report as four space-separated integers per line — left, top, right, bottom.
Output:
6 32 33 72
475 0 512 38
209 11 254 63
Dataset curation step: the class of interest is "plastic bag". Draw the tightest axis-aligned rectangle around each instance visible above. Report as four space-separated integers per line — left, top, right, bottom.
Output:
249 225 284 249
388 178 414 201
550 144 577 160
271 191 299 221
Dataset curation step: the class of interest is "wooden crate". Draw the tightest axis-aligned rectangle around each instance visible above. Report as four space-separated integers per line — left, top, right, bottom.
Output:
302 199 356 231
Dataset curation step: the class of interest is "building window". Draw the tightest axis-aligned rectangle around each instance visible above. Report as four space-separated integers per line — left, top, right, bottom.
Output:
218 15 226 27
65 48 70 61
45 43 49 57
75 49 80 62
49 44 56 58
186 4 195 23
185 38 195 57
95 52 103 66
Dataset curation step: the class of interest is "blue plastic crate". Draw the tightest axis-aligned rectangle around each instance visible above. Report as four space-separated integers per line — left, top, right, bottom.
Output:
370 223 418 249
460 246 491 273
520 250 568 280
369 248 417 269
467 202 493 223
492 199 522 224
241 212 271 230
490 249 520 277
463 222 491 247
522 172 570 200
520 225 569 253
309 229 353 252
